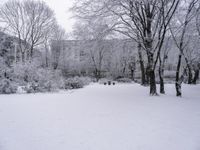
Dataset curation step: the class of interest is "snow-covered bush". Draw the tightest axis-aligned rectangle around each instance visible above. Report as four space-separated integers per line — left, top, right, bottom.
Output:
13 62 65 93
115 77 133 83
31 69 64 92
13 62 38 85
0 78 17 94
64 76 91 89
0 55 17 94
77 76 93 85
99 78 114 84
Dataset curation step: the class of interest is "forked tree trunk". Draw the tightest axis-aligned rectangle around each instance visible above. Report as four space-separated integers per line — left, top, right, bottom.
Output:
145 9 157 95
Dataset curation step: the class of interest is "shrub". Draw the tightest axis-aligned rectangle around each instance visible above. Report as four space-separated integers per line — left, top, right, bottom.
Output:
64 76 92 89
0 78 17 94
77 76 93 85
116 77 133 83
23 69 65 93
99 78 109 84
13 62 65 93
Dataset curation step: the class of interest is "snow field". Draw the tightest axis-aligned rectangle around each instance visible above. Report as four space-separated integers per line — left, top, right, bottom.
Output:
0 83 200 150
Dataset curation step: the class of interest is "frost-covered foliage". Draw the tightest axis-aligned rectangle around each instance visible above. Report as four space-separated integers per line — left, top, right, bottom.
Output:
98 78 110 84
0 78 17 94
13 62 65 93
64 76 92 89
115 77 133 83
0 31 93 94
0 61 17 94
0 47 17 94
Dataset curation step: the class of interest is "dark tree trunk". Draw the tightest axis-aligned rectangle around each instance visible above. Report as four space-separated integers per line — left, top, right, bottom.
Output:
184 56 193 84
145 9 157 95
148 53 157 95
159 74 165 94
158 55 166 94
138 42 147 85
149 68 157 95
145 66 150 85
192 69 199 84
159 65 165 94
176 54 182 97
187 66 193 84
130 69 135 80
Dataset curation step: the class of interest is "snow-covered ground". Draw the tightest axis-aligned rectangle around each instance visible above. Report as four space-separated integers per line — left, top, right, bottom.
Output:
0 83 200 150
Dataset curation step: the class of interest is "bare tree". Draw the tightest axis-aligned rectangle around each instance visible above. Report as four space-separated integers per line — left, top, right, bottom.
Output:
196 3 200 36
158 36 172 94
192 2 200 84
170 0 199 96
50 24 66 70
72 0 180 95
0 0 56 62
73 19 112 81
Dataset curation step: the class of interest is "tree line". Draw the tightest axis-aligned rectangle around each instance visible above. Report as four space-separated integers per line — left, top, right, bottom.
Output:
0 0 200 96
72 0 200 96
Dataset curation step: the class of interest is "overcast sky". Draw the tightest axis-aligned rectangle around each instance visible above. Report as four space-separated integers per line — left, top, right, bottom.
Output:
1 0 75 33
42 0 75 33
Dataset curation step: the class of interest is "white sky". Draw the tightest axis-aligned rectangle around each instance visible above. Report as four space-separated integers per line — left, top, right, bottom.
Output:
1 0 75 33
42 0 75 33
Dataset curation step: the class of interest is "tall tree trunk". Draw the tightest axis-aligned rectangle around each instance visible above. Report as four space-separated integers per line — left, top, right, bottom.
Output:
145 9 157 95
192 69 199 84
176 54 182 97
159 56 165 94
138 42 147 85
184 56 193 84
148 52 157 95
130 69 134 80
45 43 49 68
187 66 193 84
149 70 157 95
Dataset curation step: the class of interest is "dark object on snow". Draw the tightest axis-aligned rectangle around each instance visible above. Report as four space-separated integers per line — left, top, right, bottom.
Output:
104 82 107 85
113 82 115 85
108 81 111 85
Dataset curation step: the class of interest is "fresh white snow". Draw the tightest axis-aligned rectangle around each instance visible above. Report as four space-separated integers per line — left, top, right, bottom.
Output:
0 83 200 150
